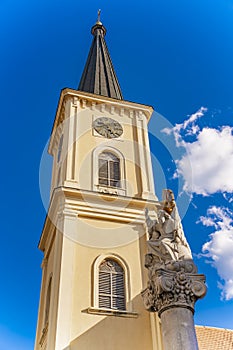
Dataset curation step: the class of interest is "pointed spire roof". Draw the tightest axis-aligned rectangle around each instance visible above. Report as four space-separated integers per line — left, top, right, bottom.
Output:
78 12 123 100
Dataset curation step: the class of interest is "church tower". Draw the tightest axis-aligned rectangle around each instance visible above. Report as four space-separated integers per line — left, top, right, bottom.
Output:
35 15 163 350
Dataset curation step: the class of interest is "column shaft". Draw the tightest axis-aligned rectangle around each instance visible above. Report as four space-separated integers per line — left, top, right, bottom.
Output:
160 307 199 350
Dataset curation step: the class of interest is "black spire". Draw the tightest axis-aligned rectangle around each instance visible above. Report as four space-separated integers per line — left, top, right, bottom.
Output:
78 11 123 100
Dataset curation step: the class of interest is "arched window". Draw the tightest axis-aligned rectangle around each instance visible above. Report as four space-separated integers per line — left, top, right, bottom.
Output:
93 146 126 195
44 277 52 325
98 152 120 188
98 259 126 310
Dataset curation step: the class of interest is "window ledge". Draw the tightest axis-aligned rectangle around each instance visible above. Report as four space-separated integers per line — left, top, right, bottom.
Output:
96 185 126 196
82 307 138 318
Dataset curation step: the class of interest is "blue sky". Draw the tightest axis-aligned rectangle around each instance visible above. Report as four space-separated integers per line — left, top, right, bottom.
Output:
1 0 233 348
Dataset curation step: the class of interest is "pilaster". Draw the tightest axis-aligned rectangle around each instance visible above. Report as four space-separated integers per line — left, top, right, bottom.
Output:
53 209 77 350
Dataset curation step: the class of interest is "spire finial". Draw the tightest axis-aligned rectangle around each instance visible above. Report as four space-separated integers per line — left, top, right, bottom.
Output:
97 9 101 23
96 9 102 24
91 9 106 36
79 10 123 99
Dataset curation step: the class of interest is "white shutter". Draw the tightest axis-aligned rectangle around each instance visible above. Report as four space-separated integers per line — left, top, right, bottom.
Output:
98 152 120 188
98 259 126 310
99 159 108 185
99 265 111 308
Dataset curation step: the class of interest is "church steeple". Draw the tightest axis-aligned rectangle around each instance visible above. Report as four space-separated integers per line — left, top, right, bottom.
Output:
78 11 123 100
35 14 161 350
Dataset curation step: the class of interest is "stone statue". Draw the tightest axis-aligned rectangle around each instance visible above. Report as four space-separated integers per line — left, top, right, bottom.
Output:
145 189 192 270
142 189 207 349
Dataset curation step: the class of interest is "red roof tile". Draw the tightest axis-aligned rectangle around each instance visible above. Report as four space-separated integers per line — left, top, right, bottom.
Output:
196 325 233 350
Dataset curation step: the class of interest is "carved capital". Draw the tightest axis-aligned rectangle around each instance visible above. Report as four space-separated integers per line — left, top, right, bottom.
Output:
142 267 206 317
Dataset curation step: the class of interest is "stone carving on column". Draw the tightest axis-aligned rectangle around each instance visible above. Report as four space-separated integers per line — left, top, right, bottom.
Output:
142 189 206 316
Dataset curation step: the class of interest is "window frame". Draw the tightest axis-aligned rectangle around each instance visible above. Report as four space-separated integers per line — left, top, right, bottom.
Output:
98 259 126 311
92 254 131 312
98 152 121 188
93 146 126 195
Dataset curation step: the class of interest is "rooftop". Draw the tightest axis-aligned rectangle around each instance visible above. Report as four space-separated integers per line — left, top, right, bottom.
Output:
196 325 233 350
78 12 123 100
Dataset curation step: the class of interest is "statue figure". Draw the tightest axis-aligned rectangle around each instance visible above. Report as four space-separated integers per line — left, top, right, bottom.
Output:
142 189 207 344
145 190 192 268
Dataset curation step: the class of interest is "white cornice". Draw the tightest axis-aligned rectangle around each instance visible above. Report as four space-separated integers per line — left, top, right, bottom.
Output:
38 186 160 252
48 88 154 154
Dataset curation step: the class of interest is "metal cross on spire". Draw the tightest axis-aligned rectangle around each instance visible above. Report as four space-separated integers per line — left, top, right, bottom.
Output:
97 9 101 23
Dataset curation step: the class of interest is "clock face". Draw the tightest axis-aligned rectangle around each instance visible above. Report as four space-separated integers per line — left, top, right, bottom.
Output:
93 117 123 139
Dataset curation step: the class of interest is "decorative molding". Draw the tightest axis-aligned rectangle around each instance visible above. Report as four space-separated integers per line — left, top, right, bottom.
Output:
41 258 48 269
54 124 63 149
91 101 96 110
39 322 48 347
128 110 134 119
38 186 160 251
142 267 206 317
72 96 79 107
81 99 87 109
138 111 143 120
100 104 105 112
134 110 139 119
49 89 154 152
83 307 138 318
64 95 73 104
97 186 118 195
62 207 78 218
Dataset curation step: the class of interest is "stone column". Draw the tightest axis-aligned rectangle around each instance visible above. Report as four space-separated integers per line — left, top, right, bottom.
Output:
142 261 206 350
161 307 198 350
142 190 207 350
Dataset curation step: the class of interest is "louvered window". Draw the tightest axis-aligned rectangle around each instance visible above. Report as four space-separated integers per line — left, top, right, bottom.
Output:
98 152 120 188
98 259 126 310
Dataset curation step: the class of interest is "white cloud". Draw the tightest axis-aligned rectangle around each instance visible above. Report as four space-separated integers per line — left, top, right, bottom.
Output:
162 108 233 299
163 108 233 300
223 193 233 203
163 107 233 196
199 206 233 300
181 107 207 132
